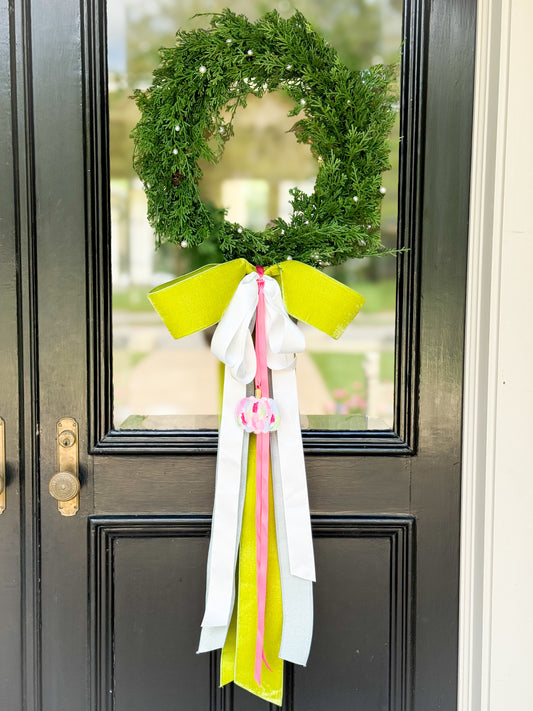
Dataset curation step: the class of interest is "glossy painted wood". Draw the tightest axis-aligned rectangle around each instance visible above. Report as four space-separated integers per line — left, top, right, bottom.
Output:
411 0 476 706
0 1 22 707
2 0 476 709
90 517 413 711
93 455 411 515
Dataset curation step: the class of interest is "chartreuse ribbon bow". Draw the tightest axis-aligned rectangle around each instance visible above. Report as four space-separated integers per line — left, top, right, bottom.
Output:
148 259 364 706
149 258 364 342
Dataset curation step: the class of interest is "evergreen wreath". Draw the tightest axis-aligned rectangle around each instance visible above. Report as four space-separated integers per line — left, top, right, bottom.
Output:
131 8 397 268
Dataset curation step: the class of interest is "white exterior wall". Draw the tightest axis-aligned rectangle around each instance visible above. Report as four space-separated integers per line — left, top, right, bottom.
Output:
460 0 533 708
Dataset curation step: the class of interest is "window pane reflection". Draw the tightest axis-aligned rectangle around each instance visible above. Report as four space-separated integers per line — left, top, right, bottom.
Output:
108 0 401 431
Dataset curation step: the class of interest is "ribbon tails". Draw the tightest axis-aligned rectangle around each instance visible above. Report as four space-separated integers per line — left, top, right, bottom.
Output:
148 259 365 706
254 267 272 684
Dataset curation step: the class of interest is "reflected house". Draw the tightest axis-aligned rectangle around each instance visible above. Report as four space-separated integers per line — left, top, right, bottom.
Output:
200 92 317 235
110 91 318 287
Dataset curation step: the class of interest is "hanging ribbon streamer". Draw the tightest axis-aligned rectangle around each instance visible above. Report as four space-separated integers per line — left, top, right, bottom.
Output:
148 259 365 705
253 267 271 684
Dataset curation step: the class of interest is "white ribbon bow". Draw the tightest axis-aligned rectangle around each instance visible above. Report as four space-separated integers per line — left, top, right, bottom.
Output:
198 272 315 666
210 271 305 381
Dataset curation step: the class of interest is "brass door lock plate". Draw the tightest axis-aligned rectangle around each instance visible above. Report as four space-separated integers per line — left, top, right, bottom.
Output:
50 418 80 516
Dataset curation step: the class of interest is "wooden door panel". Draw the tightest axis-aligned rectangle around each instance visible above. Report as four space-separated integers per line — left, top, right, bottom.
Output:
91 518 412 710
113 536 211 711
91 519 211 711
92 457 411 515
295 519 413 711
93 457 217 514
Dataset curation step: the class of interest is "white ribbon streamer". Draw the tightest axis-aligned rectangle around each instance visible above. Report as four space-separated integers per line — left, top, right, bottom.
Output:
273 367 316 582
200 368 248 629
271 431 314 665
198 418 249 653
198 272 315 660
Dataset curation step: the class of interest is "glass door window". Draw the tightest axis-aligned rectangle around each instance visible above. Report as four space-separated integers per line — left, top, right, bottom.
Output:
108 0 402 431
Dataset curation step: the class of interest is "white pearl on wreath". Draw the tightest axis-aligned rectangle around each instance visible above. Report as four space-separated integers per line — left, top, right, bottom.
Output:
286 64 292 70
146 183 151 188
286 255 293 260
175 125 180 131
300 99 306 105
226 38 232 44
379 186 387 194
172 148 178 154
353 195 359 202
199 65 207 74
247 49 253 56
304 220 309 225
181 240 188 248
280 229 285 235
237 227 243 233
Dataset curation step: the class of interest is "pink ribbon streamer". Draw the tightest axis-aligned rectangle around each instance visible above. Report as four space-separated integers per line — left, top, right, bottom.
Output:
254 267 271 685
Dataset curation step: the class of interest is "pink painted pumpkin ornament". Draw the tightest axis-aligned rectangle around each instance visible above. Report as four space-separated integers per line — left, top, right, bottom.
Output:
236 396 281 434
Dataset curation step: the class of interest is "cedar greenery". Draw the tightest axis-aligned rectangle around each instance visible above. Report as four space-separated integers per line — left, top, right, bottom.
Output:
131 8 397 268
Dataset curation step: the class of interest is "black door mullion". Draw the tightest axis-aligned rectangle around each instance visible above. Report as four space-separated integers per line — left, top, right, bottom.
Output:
1 0 37 707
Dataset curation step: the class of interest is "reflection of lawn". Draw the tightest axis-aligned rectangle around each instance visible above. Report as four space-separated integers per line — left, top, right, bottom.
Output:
346 278 396 313
113 288 154 312
309 351 395 397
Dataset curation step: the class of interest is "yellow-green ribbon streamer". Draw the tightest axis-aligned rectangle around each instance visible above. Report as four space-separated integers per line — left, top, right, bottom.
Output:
221 437 284 705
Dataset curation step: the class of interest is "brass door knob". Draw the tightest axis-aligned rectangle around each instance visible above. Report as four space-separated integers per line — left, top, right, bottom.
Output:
49 471 80 502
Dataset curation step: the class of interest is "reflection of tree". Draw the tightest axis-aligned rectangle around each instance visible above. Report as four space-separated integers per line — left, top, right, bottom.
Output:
113 0 401 177
125 0 401 86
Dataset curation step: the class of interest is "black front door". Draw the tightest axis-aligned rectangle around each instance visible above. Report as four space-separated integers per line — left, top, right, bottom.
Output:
1 0 476 709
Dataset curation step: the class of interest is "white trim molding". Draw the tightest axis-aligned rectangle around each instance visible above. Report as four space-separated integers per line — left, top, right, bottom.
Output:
459 0 533 708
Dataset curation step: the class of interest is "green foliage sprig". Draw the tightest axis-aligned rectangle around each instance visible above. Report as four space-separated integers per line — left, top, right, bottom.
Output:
131 8 397 268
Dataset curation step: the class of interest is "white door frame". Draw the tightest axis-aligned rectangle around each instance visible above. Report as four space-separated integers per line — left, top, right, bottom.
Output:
459 0 533 708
